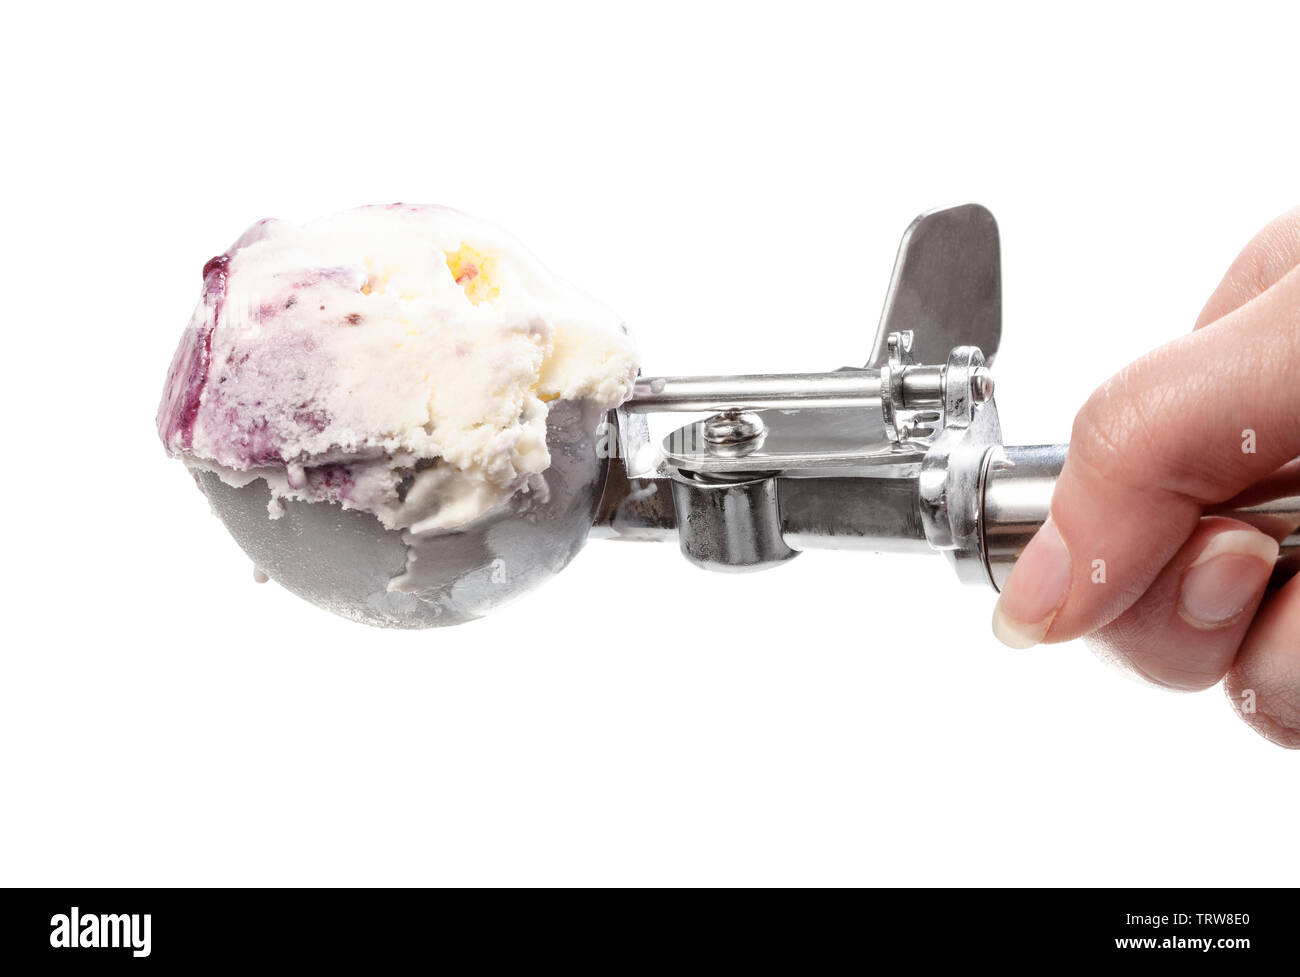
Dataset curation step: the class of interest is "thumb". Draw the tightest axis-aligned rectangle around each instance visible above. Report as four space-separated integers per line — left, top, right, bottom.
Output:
1194 206 1300 329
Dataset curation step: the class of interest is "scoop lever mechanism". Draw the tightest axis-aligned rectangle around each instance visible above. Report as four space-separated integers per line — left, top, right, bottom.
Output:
593 204 1300 589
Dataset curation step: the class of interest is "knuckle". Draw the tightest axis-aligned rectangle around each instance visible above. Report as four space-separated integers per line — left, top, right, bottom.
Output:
1069 364 1166 487
1070 350 1225 502
1087 629 1225 692
1224 671 1300 750
1227 208 1300 300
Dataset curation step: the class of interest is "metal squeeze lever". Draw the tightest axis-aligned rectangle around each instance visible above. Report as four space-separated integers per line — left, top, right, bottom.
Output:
591 204 1300 589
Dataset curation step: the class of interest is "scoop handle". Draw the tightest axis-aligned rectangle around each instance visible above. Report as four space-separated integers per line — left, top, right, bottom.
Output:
981 444 1300 590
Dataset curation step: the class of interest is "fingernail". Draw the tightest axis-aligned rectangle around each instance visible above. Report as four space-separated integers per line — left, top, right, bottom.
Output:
1177 530 1278 629
992 519 1072 649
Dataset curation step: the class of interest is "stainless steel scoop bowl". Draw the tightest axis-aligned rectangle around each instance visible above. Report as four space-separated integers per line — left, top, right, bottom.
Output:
197 399 610 628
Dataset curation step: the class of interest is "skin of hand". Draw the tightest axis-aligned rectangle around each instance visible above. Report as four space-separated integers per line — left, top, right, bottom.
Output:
991 207 1300 749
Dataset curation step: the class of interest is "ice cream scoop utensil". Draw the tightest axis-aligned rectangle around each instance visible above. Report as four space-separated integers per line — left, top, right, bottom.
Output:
207 204 1298 626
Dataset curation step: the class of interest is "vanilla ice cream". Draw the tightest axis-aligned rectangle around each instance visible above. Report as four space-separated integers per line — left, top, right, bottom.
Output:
159 204 637 614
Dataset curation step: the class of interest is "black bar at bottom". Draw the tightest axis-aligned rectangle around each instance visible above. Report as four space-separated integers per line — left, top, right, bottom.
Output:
0 887 1289 968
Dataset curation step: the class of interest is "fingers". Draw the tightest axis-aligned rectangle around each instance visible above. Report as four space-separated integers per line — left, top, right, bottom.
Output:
1084 518 1278 691
1224 573 1300 749
992 262 1300 647
1195 207 1300 328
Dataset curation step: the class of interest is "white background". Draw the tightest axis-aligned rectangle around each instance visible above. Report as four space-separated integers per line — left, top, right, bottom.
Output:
2 1 1296 886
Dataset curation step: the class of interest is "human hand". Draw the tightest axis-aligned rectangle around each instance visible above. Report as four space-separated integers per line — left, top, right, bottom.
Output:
992 208 1300 748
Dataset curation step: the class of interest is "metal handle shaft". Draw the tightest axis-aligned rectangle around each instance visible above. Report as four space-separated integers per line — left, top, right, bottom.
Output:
982 444 1300 590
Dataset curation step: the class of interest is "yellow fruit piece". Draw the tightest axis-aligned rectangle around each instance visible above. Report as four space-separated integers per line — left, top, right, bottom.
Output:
444 244 501 305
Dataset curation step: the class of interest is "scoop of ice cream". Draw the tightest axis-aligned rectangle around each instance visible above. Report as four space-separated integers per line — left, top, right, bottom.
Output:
158 204 638 540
